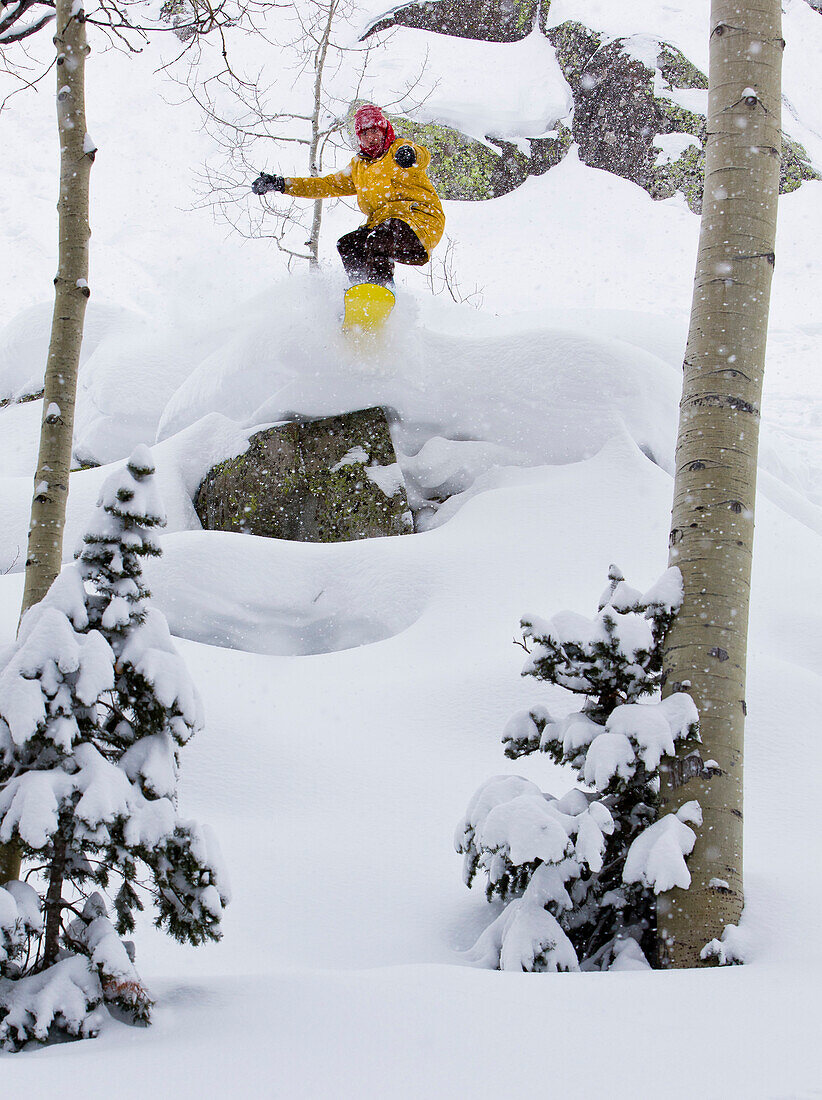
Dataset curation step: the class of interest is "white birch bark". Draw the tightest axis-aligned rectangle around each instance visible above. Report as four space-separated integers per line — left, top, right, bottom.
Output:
0 0 94 886
21 0 93 614
657 0 783 967
306 0 339 266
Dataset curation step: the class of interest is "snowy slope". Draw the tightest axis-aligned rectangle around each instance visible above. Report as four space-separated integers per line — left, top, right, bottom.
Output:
1 0 822 1094
1 438 820 1098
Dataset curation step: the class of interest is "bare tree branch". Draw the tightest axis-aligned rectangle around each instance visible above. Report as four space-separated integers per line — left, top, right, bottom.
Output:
186 0 435 272
422 235 484 309
0 2 56 44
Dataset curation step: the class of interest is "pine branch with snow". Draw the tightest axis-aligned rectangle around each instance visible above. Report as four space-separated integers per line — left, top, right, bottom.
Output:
78 443 165 642
0 448 229 1049
456 566 699 972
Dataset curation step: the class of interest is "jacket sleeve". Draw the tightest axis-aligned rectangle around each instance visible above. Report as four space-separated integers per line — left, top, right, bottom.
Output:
284 163 357 199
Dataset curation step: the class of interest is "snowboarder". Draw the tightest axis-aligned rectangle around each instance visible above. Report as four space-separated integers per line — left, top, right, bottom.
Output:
251 104 445 290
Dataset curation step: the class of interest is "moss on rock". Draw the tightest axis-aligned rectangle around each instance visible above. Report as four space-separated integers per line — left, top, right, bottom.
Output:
391 117 531 200
195 424 305 539
657 44 708 90
195 409 413 543
364 0 539 43
650 142 704 210
542 20 603 95
298 408 414 542
780 135 819 194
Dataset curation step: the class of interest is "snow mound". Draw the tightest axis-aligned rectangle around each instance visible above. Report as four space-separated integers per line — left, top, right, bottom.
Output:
74 320 221 466
0 301 144 403
360 27 572 144
155 275 679 478
143 528 438 655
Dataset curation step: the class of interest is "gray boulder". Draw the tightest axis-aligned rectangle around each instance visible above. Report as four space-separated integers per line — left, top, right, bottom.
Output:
195 407 414 543
364 0 539 43
546 20 817 212
546 22 707 209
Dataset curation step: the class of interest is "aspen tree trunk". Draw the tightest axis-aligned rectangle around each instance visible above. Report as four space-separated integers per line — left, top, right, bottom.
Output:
656 0 783 968
0 0 93 886
306 0 338 266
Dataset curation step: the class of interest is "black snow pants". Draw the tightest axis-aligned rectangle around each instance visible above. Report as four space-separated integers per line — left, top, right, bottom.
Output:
337 218 429 287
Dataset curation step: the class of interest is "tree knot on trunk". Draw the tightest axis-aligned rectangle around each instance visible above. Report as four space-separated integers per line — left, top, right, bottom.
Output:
692 394 759 416
736 251 776 266
668 750 705 788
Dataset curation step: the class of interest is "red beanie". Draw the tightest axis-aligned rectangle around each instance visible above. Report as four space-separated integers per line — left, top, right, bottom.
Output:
354 104 395 156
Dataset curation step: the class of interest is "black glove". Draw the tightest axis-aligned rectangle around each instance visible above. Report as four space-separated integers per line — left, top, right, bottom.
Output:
394 145 416 169
251 172 285 195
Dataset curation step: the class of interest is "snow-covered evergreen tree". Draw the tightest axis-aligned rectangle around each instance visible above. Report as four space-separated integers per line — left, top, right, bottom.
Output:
0 447 229 1049
455 566 700 972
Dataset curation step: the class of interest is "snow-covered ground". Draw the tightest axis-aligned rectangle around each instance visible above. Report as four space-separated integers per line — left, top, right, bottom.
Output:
1 0 821 1094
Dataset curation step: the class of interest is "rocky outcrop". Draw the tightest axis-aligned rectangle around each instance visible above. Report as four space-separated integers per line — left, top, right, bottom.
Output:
545 20 817 212
392 118 528 200
545 22 707 210
387 115 571 200
195 408 414 543
360 8 818 212
364 0 539 43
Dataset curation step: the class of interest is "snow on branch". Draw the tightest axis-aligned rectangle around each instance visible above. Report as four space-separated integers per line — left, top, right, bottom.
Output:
457 565 700 973
0 448 228 1048
701 922 750 966
622 802 702 894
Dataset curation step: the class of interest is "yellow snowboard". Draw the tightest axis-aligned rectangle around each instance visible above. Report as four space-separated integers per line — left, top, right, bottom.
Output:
343 283 396 335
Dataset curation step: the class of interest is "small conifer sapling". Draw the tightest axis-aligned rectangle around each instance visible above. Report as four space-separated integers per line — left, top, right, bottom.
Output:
455 566 700 972
0 447 229 1048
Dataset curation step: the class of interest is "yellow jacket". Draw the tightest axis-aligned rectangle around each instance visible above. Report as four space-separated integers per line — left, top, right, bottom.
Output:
284 140 445 257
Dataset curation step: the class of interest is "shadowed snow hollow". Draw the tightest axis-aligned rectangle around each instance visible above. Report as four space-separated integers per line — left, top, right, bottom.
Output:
143 529 438 655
